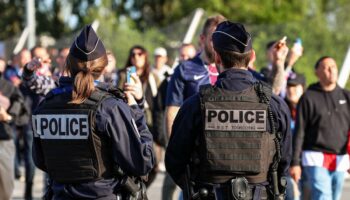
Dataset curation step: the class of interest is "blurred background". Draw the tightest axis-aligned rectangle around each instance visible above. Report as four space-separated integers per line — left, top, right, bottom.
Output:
1 0 350 88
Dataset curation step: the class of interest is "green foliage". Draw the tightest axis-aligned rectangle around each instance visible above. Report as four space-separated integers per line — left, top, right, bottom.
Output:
1 0 350 88
0 0 25 40
82 0 167 69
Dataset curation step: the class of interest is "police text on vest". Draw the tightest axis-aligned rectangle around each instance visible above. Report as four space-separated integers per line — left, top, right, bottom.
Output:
205 109 266 131
32 114 90 139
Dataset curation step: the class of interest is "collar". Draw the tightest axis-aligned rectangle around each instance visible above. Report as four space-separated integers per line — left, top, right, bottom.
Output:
215 68 257 91
217 68 256 82
58 76 104 88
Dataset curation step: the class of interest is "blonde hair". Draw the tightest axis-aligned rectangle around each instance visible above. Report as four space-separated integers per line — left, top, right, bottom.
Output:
65 54 108 104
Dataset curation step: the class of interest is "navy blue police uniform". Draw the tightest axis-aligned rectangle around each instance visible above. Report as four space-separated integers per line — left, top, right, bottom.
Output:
31 25 155 200
165 22 292 200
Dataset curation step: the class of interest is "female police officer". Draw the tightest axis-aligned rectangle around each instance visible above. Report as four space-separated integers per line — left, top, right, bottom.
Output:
25 25 155 200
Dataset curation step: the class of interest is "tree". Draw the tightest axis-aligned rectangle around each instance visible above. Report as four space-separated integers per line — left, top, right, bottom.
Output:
0 0 25 40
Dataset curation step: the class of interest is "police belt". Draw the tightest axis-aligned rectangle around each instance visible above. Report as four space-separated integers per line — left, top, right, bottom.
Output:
194 181 269 200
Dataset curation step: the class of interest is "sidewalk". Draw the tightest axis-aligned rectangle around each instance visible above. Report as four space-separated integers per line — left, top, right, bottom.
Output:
12 168 350 200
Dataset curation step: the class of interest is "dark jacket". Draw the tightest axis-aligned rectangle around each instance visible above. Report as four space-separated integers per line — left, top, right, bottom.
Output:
165 69 292 189
32 77 155 200
0 75 24 140
291 83 350 166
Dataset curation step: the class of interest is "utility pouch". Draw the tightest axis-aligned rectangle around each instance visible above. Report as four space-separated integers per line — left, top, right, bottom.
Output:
231 177 251 200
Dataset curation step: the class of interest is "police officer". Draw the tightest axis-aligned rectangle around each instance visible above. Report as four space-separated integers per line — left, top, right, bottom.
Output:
27 25 155 199
165 21 292 200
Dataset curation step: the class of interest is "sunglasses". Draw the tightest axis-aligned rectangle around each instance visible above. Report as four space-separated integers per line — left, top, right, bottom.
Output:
131 52 144 57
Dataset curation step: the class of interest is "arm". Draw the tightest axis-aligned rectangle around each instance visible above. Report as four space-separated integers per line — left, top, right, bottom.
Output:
290 94 308 182
271 95 292 177
271 38 289 95
165 65 185 137
165 106 180 138
165 95 201 189
101 98 155 176
285 42 303 74
22 61 57 95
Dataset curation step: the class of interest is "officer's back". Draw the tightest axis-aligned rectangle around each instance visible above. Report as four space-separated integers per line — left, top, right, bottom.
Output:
30 25 155 200
165 21 292 200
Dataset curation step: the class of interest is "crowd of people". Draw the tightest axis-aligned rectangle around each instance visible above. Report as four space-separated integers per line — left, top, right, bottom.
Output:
0 13 349 200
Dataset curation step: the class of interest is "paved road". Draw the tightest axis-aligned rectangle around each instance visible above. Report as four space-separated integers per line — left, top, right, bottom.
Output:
12 168 350 200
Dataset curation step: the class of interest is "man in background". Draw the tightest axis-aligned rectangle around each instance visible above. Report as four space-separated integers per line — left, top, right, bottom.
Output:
290 56 350 200
163 15 226 200
179 43 196 61
0 57 25 200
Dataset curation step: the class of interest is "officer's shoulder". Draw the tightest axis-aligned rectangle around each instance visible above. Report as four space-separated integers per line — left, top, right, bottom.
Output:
95 84 127 101
270 94 289 113
181 93 201 110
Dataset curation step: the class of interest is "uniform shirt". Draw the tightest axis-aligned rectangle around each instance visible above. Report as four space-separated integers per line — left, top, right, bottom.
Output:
32 77 155 200
165 68 292 188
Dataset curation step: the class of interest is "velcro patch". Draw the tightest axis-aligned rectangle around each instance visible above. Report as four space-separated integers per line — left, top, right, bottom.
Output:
205 109 266 131
32 114 90 139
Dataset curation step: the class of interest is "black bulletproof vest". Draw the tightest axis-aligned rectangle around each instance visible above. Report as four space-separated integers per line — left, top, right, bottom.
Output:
195 84 276 184
32 89 116 183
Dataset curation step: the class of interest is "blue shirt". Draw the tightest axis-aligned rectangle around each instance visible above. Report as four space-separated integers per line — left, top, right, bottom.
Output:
32 77 155 200
165 68 292 189
166 54 268 107
166 54 211 106
4 65 20 81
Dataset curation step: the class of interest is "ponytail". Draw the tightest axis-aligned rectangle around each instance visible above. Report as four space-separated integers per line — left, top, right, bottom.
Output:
70 71 95 104
65 54 108 104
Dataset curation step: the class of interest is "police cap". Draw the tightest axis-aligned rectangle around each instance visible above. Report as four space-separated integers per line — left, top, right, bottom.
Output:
70 25 106 61
212 21 252 53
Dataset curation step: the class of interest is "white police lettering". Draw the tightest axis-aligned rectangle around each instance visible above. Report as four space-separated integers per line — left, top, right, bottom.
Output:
34 114 89 139
205 109 266 131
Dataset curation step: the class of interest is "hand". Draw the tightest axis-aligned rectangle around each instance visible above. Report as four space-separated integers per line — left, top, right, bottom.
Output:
26 57 51 72
287 43 303 68
0 107 12 122
290 165 302 183
272 36 289 65
123 74 143 101
125 91 137 106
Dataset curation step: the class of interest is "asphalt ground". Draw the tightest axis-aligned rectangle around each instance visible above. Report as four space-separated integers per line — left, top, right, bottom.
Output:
12 168 350 200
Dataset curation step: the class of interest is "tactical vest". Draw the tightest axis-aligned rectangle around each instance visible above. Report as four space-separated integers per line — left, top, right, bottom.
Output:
195 83 276 184
32 88 118 183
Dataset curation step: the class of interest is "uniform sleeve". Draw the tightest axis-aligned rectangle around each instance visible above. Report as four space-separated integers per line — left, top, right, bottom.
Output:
165 65 185 106
271 95 292 177
32 136 47 171
97 98 155 176
291 94 308 166
165 95 201 189
22 66 57 95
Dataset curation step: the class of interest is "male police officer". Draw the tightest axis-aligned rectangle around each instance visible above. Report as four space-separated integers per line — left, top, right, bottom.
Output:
165 21 292 200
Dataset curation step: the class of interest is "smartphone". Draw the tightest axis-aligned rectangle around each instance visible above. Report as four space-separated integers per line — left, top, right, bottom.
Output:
293 38 303 56
126 66 136 84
